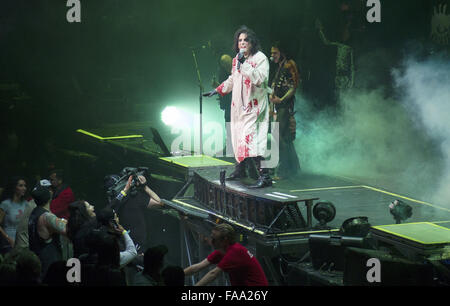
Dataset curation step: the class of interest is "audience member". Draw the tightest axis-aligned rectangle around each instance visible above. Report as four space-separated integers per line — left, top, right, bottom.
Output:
28 183 67 279
0 247 42 286
67 200 97 258
49 169 75 259
49 169 74 220
95 207 138 269
82 228 126 286
14 248 42 286
43 260 72 286
14 180 51 250
0 176 29 254
0 252 18 286
13 200 36 250
133 245 168 286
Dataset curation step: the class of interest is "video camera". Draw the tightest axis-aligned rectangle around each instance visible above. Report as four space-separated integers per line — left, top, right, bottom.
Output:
104 167 149 202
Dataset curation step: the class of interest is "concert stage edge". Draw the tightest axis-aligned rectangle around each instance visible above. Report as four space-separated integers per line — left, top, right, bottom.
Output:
75 128 450 286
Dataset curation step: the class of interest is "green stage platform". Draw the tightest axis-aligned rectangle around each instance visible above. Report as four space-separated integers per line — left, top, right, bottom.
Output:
372 222 450 246
159 155 234 179
159 155 234 168
370 222 450 261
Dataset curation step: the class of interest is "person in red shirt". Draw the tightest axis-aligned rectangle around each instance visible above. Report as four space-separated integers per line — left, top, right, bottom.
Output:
184 223 268 286
49 169 75 220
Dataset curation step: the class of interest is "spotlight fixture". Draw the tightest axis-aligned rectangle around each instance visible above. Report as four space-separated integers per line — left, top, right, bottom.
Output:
340 216 371 237
313 201 336 229
389 199 412 224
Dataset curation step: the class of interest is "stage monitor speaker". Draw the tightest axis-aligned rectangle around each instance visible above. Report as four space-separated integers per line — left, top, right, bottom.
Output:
343 247 434 286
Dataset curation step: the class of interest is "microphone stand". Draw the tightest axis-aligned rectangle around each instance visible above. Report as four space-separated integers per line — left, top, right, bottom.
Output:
191 48 203 156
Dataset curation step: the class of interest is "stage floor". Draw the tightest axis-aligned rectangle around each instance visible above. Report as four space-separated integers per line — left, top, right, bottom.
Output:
185 164 450 230
157 154 450 231
267 171 450 229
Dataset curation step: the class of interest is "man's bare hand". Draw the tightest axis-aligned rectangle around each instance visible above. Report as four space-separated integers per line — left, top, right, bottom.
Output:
269 95 282 104
137 175 147 186
124 176 133 193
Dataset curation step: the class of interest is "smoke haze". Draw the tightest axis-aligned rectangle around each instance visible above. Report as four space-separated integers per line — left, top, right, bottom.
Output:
295 52 449 208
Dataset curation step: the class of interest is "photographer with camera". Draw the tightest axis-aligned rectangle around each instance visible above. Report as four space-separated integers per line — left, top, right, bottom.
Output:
105 167 163 253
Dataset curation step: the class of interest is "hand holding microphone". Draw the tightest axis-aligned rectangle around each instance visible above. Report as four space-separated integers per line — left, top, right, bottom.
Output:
202 89 218 97
238 48 246 69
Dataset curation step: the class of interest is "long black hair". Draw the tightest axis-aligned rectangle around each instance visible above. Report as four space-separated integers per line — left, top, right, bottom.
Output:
0 176 27 203
271 41 288 60
233 25 261 55
67 200 95 240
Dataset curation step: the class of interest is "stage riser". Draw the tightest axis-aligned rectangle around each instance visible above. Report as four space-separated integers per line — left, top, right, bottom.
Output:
193 173 307 229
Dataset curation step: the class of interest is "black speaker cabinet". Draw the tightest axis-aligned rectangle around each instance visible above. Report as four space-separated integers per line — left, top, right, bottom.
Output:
343 247 434 286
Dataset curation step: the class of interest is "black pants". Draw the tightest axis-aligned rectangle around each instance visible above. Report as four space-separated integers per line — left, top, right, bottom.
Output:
276 107 300 178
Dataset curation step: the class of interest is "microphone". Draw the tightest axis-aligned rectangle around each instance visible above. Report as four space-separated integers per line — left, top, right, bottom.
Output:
270 56 274 62
237 48 246 70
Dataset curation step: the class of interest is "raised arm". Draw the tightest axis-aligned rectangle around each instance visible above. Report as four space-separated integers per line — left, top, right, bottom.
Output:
120 230 138 268
315 19 338 46
145 185 162 208
136 175 162 208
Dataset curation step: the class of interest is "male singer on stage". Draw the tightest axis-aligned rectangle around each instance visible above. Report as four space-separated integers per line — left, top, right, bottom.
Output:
203 25 272 188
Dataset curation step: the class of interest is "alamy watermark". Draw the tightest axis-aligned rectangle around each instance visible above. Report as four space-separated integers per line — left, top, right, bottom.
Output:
366 0 381 23
366 258 381 283
66 258 81 283
66 1 380 24
66 0 81 23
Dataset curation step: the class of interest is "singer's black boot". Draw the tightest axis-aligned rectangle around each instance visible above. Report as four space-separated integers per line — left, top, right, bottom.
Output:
226 159 247 181
248 157 272 188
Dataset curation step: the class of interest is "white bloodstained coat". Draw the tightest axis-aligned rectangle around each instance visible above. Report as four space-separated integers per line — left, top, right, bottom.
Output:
216 51 270 163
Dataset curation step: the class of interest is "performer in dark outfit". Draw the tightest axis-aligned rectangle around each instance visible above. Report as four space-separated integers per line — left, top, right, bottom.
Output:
269 42 301 179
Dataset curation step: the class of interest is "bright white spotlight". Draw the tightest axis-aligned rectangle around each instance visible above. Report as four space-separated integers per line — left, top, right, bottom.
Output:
161 106 181 126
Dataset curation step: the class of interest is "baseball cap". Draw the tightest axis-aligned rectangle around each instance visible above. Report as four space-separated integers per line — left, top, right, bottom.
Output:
31 184 51 206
